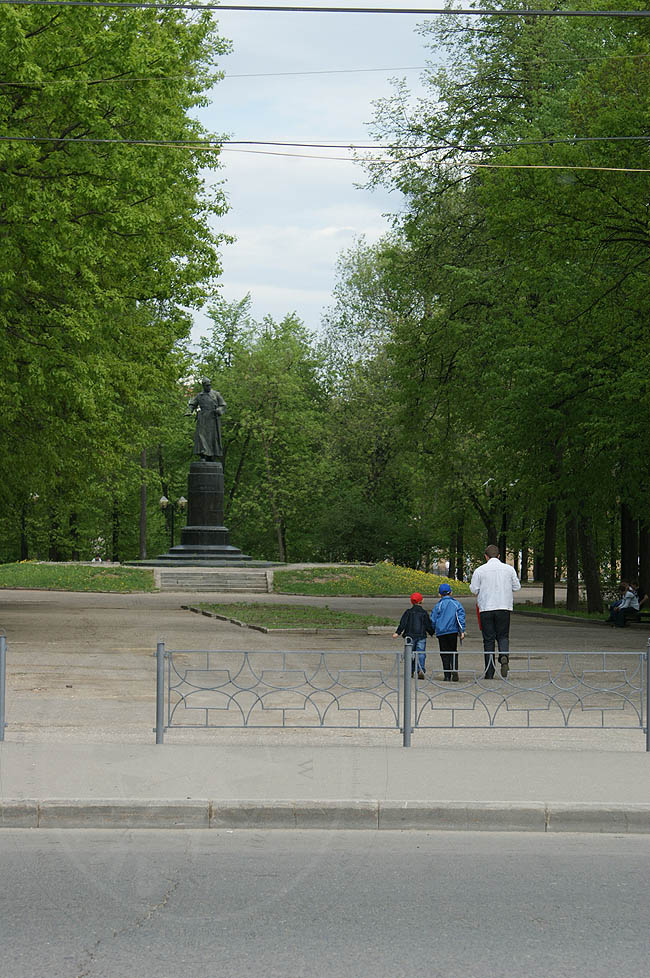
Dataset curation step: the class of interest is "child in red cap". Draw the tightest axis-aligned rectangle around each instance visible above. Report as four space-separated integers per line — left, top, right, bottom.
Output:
393 592 434 679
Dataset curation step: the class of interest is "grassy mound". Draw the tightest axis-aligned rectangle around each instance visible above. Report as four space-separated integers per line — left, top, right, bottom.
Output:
198 602 394 629
273 563 472 597
0 562 155 593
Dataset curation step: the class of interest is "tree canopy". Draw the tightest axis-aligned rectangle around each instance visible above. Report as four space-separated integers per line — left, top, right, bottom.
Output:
0 5 229 558
3 1 649 602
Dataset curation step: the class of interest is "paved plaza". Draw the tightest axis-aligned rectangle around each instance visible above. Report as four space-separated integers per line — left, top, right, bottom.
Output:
0 584 649 830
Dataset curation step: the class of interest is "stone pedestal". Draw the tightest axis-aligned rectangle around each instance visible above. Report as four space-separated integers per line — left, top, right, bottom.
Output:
158 461 250 561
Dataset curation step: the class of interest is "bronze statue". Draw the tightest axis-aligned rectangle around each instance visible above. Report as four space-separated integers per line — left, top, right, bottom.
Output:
187 378 226 461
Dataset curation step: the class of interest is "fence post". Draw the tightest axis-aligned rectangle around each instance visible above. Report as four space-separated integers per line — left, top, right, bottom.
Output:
0 634 6 742
155 641 165 744
646 639 649 753
403 637 413 747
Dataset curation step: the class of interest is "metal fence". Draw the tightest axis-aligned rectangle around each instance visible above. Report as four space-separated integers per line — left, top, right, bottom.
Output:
154 639 650 750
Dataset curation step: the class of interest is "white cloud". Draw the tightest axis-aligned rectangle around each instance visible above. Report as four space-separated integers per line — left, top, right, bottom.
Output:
192 3 433 340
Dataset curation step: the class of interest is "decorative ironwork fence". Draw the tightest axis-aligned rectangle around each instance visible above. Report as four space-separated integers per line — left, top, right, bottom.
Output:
155 645 402 742
154 640 650 750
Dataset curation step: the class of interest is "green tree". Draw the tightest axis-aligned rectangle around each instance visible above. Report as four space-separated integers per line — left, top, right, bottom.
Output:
195 299 330 561
347 1 650 601
0 6 230 559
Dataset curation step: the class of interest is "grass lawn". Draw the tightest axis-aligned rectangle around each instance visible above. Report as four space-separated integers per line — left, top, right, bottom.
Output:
273 563 472 597
0 562 156 592
198 602 394 629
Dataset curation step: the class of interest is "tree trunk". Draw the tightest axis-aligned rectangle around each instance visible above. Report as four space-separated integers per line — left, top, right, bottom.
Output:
639 522 650 599
139 449 147 560
69 512 80 562
520 518 529 583
498 504 507 563
276 517 287 563
609 525 617 587
565 514 579 611
112 499 120 563
520 545 529 582
621 502 638 583
157 443 168 498
533 551 543 582
227 431 252 510
48 515 62 561
20 506 28 561
455 519 464 582
578 515 603 613
542 503 557 608
448 530 456 580
262 440 286 562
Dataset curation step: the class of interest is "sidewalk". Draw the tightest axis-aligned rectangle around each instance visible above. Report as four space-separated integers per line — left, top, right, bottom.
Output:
0 587 649 832
2 742 650 832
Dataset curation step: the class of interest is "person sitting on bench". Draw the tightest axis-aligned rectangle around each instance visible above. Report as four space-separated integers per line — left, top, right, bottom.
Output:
607 581 640 628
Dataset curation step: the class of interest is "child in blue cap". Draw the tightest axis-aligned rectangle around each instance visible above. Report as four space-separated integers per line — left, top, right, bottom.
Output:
430 582 466 681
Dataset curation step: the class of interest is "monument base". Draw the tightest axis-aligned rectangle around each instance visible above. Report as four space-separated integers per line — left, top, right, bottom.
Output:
157 544 251 561
156 461 250 561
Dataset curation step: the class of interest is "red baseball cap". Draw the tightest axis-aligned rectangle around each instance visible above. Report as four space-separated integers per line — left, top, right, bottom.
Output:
410 592 423 604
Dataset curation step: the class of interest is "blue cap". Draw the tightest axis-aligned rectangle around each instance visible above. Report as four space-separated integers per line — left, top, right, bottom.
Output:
439 583 452 594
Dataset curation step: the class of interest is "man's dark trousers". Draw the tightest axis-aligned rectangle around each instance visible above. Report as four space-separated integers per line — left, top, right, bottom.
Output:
481 609 510 678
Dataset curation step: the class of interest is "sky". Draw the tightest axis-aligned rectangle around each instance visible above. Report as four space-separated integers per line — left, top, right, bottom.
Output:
191 2 438 343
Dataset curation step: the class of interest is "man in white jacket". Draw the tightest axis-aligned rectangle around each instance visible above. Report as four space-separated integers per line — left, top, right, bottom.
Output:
470 544 521 678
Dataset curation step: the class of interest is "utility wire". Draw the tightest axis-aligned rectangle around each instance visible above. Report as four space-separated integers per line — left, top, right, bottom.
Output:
469 162 650 173
0 133 647 168
1 52 649 88
0 67 424 88
228 65 425 76
0 2 648 18
222 148 650 170
0 135 648 150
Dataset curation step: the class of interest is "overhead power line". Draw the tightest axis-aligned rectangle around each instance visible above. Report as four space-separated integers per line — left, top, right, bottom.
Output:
2 51 650 88
0 135 649 150
0 133 648 168
0 67 426 88
228 65 425 77
0 2 648 18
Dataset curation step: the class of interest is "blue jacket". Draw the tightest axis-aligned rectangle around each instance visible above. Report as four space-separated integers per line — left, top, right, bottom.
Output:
430 595 466 636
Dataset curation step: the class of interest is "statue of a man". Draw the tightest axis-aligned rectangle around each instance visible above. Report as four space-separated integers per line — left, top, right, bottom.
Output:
187 377 226 461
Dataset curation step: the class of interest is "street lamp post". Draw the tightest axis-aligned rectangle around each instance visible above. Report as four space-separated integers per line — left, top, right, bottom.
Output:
159 495 187 549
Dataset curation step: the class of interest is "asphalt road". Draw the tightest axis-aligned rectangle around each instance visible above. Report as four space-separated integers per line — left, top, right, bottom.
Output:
2 830 649 978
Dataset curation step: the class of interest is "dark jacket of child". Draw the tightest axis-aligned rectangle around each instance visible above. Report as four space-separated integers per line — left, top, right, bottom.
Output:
396 604 435 642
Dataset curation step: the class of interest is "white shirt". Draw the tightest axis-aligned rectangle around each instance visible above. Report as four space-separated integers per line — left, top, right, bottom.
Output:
470 557 521 612
619 588 640 612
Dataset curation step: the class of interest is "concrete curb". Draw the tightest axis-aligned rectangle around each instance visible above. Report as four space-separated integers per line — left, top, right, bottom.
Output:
3 799 650 832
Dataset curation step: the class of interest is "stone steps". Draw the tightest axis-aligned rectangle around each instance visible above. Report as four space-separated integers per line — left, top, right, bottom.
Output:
158 570 270 593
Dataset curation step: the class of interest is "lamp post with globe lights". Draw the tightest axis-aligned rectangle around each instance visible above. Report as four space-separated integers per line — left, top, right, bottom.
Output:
159 495 187 550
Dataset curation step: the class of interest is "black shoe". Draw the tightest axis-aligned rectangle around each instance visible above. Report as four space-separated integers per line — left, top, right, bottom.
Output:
452 672 459 682
499 655 509 678
417 670 426 680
